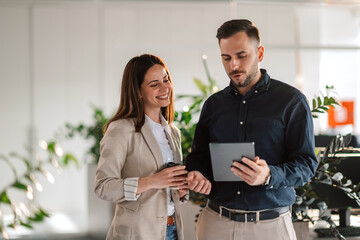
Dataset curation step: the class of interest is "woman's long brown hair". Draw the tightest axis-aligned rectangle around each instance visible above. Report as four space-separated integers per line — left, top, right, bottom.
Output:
104 54 175 133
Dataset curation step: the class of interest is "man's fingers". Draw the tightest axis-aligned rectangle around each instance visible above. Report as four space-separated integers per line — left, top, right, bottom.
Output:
186 171 195 182
193 180 205 192
188 181 198 190
204 182 212 195
231 166 251 180
232 161 253 173
231 166 244 179
186 171 211 193
199 180 210 194
241 157 258 169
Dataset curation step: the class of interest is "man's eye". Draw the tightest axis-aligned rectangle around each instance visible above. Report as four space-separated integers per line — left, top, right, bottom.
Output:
223 58 230 61
239 55 246 59
164 79 169 83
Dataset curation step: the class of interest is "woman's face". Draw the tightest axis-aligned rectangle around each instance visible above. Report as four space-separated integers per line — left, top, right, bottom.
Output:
140 64 172 114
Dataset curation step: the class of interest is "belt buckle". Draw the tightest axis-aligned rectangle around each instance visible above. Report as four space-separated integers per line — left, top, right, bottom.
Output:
232 212 247 222
218 205 223 217
167 215 175 226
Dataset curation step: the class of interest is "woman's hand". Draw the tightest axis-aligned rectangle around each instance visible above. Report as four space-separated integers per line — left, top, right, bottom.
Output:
137 165 188 194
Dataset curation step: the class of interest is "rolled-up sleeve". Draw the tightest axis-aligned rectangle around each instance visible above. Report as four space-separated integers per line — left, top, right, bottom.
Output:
124 177 141 201
94 122 133 203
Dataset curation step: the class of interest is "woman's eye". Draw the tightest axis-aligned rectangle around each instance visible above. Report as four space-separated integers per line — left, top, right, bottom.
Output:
164 79 169 83
150 84 158 87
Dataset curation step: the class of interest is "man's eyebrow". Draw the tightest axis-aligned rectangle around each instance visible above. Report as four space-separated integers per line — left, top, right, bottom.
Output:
221 51 247 57
236 51 247 54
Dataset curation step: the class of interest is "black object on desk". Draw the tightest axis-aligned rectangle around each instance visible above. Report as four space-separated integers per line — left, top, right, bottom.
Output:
315 226 360 238
312 152 360 238
315 135 360 148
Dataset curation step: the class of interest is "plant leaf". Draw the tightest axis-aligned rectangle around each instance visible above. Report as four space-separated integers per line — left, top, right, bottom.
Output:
12 181 28 191
0 191 11 204
47 142 56 154
312 98 316 110
323 96 329 105
39 208 50 218
193 78 207 95
20 222 33 229
62 153 79 168
317 96 322 107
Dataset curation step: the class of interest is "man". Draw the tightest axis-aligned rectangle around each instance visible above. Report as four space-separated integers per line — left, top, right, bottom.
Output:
185 19 318 240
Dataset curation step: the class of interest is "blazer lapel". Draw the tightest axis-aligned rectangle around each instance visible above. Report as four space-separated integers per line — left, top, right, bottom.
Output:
140 121 163 170
165 129 181 164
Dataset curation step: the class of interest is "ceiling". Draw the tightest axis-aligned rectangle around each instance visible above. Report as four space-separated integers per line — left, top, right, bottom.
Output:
99 0 360 6
2 0 360 6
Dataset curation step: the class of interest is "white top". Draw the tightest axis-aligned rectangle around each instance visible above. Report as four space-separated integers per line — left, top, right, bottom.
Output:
124 114 175 216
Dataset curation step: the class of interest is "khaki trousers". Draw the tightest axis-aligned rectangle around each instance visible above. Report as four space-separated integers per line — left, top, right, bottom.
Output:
196 206 297 240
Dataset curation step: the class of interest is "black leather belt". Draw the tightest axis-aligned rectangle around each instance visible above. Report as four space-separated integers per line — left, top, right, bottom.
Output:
208 201 289 222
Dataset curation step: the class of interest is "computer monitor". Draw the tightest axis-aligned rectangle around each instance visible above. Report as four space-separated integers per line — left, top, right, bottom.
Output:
315 135 360 148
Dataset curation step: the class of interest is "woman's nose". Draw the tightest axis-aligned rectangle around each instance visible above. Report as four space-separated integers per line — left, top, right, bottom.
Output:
160 84 169 92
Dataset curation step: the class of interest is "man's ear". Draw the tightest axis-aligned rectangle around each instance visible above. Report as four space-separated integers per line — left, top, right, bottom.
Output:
258 45 264 62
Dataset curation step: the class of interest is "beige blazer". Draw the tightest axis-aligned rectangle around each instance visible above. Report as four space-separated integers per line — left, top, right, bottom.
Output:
94 118 185 240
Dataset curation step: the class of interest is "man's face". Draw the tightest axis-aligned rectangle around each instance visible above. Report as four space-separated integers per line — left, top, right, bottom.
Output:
219 31 263 89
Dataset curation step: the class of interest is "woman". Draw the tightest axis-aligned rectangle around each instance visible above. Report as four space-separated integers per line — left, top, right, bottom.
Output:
95 54 188 240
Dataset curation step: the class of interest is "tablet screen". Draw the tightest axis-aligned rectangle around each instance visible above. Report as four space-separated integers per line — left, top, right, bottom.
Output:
209 142 255 182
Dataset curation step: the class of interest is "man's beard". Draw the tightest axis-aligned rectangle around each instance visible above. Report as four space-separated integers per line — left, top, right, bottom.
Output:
229 65 258 88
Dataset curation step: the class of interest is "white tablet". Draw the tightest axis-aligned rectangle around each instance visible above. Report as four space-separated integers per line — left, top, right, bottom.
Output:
209 142 255 182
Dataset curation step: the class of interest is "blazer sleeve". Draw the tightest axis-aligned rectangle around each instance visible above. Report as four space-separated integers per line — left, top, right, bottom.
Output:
94 120 132 203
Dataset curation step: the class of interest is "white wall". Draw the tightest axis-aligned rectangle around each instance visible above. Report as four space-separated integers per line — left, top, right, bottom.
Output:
0 0 359 236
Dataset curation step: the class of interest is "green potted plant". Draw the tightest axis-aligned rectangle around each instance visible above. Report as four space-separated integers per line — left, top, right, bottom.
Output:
0 140 78 239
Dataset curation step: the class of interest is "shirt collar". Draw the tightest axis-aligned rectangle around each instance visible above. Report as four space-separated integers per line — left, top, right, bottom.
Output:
145 114 171 135
228 68 270 96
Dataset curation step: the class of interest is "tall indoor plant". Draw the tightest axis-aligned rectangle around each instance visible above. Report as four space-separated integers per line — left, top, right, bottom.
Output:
0 141 78 239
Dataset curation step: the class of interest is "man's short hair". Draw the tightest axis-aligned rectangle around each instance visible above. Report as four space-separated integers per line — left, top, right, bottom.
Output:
216 19 261 44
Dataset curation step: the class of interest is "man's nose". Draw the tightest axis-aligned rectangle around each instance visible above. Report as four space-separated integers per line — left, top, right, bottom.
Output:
231 58 240 70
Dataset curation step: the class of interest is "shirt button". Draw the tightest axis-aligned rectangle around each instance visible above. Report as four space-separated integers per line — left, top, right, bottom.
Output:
235 92 238 95
243 100 246 104
284 186 287 188
270 186 274 189
240 121 243 125
255 90 258 93
237 191 241 195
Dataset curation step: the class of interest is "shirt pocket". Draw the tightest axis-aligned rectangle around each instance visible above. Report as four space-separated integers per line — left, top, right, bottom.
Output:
249 118 285 148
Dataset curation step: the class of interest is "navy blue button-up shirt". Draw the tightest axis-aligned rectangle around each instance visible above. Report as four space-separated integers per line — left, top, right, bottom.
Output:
186 69 318 211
